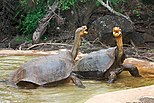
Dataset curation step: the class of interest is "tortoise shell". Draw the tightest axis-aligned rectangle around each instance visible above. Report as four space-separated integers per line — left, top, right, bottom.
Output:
10 50 74 87
73 47 116 72
72 47 119 80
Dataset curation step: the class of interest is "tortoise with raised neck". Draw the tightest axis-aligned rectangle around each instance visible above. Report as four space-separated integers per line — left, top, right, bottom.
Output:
73 27 141 83
9 26 88 89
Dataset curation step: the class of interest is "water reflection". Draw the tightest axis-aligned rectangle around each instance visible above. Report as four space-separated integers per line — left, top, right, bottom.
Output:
0 56 154 103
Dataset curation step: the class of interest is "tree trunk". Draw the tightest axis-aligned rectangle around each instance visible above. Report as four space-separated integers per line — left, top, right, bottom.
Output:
32 1 58 44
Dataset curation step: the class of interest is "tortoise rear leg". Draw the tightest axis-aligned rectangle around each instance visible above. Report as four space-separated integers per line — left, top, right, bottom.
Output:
121 64 142 77
107 68 123 83
70 73 85 88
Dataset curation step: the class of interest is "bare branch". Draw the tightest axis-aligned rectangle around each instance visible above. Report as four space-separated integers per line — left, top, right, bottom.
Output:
97 0 133 23
106 0 109 6
32 1 59 44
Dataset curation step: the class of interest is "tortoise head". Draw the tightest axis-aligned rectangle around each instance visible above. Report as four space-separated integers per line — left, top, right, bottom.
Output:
113 27 122 38
75 26 88 37
113 27 124 64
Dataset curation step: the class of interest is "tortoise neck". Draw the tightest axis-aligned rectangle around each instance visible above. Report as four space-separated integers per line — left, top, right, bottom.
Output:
116 35 123 64
71 33 81 60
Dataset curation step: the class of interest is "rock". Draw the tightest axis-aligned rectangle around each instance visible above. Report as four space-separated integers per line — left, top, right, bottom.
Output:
0 43 7 48
86 15 144 46
9 35 26 49
142 32 154 47
124 58 154 77
139 96 154 103
85 85 154 103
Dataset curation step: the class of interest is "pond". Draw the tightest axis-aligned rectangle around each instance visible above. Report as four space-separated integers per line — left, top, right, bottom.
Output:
0 56 154 103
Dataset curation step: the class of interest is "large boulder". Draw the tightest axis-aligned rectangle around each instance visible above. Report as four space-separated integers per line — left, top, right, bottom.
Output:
86 15 144 46
85 85 154 103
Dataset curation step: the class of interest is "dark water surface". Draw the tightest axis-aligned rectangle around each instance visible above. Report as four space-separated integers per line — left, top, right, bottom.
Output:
0 56 154 103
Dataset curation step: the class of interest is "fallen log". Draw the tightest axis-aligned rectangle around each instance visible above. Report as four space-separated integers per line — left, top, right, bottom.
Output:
0 50 59 56
0 49 85 57
27 43 72 50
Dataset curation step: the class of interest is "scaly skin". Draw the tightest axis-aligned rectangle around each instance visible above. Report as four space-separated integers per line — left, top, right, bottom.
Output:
71 26 88 60
113 27 123 65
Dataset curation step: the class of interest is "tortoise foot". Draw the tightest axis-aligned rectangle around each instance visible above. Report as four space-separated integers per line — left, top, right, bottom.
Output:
107 71 117 84
107 79 115 84
122 64 142 77
70 73 86 88
130 68 142 77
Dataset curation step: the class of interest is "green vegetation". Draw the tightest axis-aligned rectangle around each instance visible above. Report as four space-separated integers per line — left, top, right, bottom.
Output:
17 0 89 41
19 0 47 36
16 0 151 42
18 0 80 42
14 36 31 43
16 1 47 43
60 0 78 10
21 7 45 35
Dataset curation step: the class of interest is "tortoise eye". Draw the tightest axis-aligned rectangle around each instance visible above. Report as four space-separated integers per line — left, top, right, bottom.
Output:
82 26 87 30
113 27 121 33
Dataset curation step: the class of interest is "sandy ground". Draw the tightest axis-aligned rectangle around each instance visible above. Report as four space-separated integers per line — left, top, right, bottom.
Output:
85 85 154 103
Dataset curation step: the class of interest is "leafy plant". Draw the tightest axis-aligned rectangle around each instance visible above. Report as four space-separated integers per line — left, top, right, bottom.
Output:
18 0 48 40
15 35 32 43
19 0 80 37
17 0 128 43
59 0 92 10
59 0 78 10
132 3 142 19
18 0 91 38
21 8 45 35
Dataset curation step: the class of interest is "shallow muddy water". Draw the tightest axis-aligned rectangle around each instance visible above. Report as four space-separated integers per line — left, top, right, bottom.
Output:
0 56 154 103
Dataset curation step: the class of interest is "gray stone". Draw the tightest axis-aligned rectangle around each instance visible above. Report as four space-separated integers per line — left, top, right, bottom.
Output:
87 15 143 46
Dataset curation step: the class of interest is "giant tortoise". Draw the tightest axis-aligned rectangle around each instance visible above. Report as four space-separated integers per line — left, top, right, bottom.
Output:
9 26 88 89
73 27 141 83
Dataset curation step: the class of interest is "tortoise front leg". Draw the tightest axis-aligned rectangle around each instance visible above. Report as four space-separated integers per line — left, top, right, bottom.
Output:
70 73 85 88
121 64 142 77
107 68 123 83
